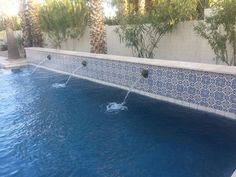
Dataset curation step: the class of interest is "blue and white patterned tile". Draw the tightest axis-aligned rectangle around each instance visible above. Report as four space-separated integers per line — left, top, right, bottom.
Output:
26 49 236 115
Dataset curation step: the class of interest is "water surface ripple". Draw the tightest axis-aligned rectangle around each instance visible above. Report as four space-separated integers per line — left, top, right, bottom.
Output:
0 67 236 177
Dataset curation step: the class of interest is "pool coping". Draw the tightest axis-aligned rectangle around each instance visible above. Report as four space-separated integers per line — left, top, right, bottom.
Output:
29 63 236 120
232 170 236 177
25 47 236 75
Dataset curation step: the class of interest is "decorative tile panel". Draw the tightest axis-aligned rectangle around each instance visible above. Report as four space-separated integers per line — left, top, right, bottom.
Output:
26 48 236 117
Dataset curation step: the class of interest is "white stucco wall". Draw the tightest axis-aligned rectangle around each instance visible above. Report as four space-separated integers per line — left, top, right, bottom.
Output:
48 21 219 65
1 21 221 65
106 21 221 64
152 21 216 64
49 27 91 53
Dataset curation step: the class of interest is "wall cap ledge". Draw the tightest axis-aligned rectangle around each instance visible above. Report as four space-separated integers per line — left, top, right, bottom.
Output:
25 47 236 75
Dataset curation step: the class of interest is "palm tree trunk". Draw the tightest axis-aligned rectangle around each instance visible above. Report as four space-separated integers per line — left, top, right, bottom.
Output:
233 42 236 66
133 0 139 13
196 0 208 19
89 0 107 54
28 0 43 47
5 19 20 59
139 0 145 15
117 0 129 17
19 0 33 47
145 0 153 12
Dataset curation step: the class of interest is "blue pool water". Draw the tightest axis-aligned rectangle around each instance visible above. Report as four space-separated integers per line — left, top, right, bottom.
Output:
0 66 236 177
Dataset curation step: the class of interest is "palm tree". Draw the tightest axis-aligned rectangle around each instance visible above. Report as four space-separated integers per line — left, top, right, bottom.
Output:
28 0 43 47
145 0 153 12
89 0 107 54
133 0 139 13
115 0 129 17
132 0 150 15
19 0 33 47
20 0 43 47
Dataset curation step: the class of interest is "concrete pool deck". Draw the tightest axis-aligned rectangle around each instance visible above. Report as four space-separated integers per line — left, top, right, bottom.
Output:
0 56 27 69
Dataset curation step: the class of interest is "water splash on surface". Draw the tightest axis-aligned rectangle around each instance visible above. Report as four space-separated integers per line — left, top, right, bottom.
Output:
106 102 127 113
52 66 83 88
52 83 66 88
106 78 141 113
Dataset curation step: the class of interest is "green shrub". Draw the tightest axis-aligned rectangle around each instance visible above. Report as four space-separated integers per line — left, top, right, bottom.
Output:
39 0 88 48
105 17 120 26
116 0 197 58
16 34 24 51
194 0 236 65
0 41 7 51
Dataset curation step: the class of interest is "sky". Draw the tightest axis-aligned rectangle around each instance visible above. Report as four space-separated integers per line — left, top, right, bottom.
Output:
0 0 20 16
102 0 117 18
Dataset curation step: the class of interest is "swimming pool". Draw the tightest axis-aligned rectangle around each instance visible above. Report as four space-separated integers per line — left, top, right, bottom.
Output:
0 66 236 177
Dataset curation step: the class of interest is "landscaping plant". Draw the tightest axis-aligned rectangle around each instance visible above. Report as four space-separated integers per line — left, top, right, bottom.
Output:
39 0 88 48
116 0 197 58
195 0 236 66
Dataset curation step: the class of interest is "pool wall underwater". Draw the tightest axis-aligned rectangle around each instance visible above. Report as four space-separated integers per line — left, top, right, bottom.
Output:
25 47 236 119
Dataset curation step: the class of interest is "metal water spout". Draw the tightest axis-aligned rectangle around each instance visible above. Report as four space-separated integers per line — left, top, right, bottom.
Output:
82 60 87 67
47 55 52 60
141 69 149 78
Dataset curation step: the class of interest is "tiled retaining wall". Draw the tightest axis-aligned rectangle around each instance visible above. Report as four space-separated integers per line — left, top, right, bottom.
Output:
26 48 236 119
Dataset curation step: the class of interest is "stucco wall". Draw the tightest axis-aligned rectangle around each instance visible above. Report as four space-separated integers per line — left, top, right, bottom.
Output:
44 21 220 65
0 21 222 65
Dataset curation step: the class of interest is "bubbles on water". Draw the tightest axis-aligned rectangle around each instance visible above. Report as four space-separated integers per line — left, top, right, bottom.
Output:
106 102 127 114
105 78 140 114
52 83 66 88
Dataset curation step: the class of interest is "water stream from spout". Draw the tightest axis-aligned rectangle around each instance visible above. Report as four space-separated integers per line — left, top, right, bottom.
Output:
30 59 47 75
106 78 141 113
52 66 83 88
